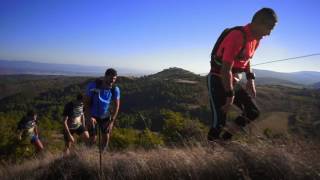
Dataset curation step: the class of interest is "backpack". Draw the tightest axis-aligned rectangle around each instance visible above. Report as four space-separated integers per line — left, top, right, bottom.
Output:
94 78 116 97
17 116 35 130
210 26 247 68
63 101 83 118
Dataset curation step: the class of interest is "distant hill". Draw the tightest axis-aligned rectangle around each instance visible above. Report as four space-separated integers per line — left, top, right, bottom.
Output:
0 60 151 76
148 67 201 81
254 77 304 88
2 60 320 86
0 75 91 100
254 69 320 85
312 82 320 89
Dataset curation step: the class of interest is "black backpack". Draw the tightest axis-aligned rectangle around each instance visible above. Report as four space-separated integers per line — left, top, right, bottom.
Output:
94 78 116 96
210 26 247 68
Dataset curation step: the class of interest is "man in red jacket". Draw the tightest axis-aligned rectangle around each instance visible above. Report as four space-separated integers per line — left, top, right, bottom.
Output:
208 8 278 141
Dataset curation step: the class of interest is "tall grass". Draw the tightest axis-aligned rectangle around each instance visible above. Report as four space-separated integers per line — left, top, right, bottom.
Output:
1 138 319 180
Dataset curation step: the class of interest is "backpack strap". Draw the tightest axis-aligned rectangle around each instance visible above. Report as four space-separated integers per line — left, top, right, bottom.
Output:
211 26 247 62
234 27 247 60
95 78 103 89
17 116 27 130
91 79 117 101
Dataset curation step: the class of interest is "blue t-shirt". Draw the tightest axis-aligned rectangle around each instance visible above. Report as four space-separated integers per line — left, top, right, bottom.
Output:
86 82 120 119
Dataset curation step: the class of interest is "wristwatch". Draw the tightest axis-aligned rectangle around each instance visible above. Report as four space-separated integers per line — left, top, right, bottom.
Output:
225 89 235 97
246 72 256 80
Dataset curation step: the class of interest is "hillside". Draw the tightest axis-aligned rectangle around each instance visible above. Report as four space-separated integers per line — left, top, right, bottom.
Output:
0 67 319 164
313 82 320 89
0 68 319 134
0 75 91 100
254 69 320 85
254 77 303 88
1 139 319 180
148 67 200 80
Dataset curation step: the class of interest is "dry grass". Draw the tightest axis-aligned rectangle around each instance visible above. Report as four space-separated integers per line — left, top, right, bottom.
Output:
1 138 320 180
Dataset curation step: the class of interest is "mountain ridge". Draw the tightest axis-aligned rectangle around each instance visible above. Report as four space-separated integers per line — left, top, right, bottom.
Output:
1 60 319 86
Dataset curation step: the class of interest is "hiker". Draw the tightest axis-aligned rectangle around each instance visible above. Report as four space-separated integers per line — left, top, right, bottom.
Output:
85 68 120 151
17 110 44 152
207 8 278 141
63 93 89 155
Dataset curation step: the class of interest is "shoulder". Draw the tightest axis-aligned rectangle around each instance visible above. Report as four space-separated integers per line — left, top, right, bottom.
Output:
87 81 96 89
112 86 120 94
86 82 97 95
112 86 120 99
225 29 245 42
113 86 120 91
65 101 73 108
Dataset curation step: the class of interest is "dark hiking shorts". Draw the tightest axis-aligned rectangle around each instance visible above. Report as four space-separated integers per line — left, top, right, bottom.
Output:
64 125 86 142
89 116 111 136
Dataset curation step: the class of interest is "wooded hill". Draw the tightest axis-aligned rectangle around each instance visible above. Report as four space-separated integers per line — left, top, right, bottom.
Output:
0 67 319 161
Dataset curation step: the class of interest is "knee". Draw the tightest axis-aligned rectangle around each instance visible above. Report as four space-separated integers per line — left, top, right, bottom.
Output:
83 131 90 139
247 108 260 121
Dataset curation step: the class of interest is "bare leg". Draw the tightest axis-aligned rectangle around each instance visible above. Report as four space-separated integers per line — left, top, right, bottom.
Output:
82 131 90 144
33 139 44 152
64 141 73 155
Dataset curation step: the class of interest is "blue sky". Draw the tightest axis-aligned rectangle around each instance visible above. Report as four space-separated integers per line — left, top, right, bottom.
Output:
0 0 319 73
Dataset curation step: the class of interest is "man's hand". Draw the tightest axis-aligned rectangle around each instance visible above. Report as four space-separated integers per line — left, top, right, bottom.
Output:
69 134 75 143
221 96 235 113
89 117 97 129
246 79 256 98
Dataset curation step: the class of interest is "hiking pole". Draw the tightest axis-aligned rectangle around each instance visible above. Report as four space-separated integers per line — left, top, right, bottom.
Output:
96 90 102 177
98 123 102 177
252 53 320 66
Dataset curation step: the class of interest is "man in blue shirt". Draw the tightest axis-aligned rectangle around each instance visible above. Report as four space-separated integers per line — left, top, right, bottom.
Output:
85 68 120 151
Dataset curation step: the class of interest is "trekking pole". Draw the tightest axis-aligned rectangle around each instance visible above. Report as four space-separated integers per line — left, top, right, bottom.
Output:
98 123 102 177
252 53 320 66
96 90 102 177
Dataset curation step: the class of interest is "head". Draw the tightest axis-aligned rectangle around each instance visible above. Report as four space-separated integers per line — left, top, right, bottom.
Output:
26 110 37 120
104 68 117 87
74 93 84 105
251 8 278 40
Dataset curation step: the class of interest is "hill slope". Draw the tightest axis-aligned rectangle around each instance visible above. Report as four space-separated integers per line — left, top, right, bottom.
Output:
1 140 319 180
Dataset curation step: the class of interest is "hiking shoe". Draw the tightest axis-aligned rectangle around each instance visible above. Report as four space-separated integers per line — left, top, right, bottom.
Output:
221 131 233 140
207 128 220 142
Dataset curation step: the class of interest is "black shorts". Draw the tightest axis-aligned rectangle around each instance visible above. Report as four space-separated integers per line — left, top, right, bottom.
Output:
89 116 111 136
64 125 86 142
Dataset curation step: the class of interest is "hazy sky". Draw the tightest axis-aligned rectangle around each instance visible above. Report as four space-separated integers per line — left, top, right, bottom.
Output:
1 0 319 73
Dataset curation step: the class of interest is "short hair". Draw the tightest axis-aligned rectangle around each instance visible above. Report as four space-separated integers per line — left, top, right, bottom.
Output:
105 68 117 77
76 93 83 100
27 110 37 117
252 8 278 24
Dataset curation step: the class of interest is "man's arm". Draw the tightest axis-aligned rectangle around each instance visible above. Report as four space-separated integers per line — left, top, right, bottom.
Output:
106 99 120 134
221 61 235 112
111 99 120 122
245 62 257 98
63 116 74 142
34 125 39 136
221 61 234 93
